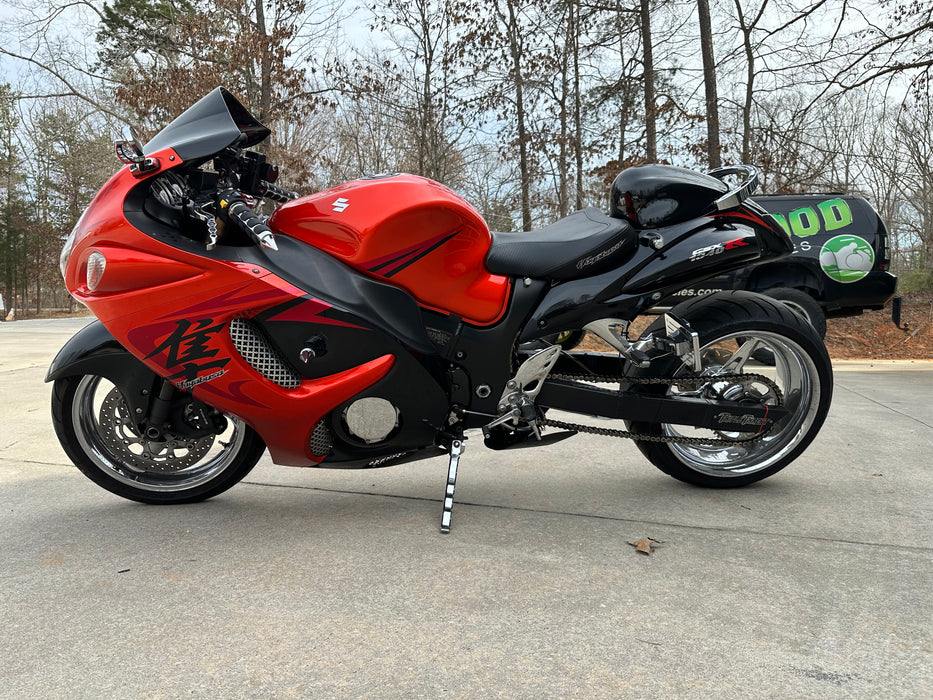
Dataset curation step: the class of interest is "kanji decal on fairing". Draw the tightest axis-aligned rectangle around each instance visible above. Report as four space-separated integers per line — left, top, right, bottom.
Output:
140 318 231 389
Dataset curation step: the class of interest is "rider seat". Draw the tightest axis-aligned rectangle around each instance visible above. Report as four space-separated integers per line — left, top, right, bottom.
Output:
485 208 637 281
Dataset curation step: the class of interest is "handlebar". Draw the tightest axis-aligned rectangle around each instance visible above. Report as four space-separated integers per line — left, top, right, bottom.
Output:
217 188 278 251
258 180 298 203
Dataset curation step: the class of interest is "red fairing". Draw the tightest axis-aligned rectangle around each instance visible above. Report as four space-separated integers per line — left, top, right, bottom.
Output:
268 174 511 325
64 154 395 466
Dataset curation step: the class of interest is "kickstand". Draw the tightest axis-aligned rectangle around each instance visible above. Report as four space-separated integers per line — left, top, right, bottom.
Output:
440 438 465 534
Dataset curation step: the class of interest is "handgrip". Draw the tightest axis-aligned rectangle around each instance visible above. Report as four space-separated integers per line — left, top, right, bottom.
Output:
217 188 278 251
258 180 298 203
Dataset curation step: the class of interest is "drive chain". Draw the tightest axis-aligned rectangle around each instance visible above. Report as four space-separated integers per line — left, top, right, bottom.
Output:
540 371 784 447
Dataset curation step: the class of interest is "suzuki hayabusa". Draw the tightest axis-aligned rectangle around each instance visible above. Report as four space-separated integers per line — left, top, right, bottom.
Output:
50 88 832 532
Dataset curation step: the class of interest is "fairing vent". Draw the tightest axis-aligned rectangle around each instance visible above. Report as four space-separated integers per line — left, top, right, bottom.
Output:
309 421 334 458
228 318 301 389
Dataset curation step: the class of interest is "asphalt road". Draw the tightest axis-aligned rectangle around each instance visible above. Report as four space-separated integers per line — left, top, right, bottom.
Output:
1 318 931 699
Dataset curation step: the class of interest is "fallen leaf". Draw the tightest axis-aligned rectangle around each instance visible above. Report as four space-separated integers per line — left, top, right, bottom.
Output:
628 537 663 555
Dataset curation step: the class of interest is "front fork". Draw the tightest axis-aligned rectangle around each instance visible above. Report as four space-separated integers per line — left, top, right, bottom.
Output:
144 380 177 439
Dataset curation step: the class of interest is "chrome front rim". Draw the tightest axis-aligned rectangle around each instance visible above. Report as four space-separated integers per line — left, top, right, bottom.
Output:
72 375 246 492
662 331 822 477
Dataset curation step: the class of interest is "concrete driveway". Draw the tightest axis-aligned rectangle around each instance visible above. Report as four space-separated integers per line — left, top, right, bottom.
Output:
1 318 931 698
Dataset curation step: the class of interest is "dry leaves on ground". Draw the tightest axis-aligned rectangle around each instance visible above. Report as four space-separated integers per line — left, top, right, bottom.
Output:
628 537 663 555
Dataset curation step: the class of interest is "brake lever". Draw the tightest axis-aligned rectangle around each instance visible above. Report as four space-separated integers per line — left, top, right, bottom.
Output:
187 202 219 250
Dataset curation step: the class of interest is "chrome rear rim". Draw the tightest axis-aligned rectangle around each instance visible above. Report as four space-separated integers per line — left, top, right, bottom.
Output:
662 331 822 477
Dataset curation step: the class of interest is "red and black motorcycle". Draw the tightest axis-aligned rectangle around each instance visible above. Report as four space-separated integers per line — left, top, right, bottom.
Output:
50 88 832 532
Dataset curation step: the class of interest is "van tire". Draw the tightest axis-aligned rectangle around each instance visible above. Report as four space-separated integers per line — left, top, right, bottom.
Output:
760 287 826 338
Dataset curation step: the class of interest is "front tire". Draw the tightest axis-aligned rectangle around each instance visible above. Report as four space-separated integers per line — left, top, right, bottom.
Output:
629 291 833 488
52 374 266 503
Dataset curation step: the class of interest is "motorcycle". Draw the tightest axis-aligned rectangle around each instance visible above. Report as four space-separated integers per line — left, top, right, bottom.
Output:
49 87 833 532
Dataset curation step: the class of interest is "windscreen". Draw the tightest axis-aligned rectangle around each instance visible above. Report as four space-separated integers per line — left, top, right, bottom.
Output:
143 87 270 161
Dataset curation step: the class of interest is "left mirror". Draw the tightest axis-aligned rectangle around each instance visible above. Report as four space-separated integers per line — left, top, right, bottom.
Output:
115 125 144 164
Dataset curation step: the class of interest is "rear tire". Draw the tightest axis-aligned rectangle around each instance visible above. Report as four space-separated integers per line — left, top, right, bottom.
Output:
52 374 265 503
628 291 832 488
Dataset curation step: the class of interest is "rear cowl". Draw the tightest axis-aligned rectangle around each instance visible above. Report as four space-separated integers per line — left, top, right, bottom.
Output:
610 164 729 229
268 174 510 325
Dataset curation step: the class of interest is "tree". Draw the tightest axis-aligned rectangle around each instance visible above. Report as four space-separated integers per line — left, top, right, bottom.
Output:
894 92 933 271
824 1 933 94
586 3 645 175
0 84 30 315
454 0 550 230
367 0 471 185
23 99 115 312
639 0 657 162
697 0 721 168
96 0 318 128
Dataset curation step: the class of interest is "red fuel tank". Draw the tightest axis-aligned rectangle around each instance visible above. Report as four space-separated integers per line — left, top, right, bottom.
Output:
268 175 511 325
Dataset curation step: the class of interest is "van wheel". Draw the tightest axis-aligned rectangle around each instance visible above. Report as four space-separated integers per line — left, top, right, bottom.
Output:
761 287 826 338
746 288 825 365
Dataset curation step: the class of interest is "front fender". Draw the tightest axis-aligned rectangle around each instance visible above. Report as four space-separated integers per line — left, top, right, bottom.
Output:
46 320 158 390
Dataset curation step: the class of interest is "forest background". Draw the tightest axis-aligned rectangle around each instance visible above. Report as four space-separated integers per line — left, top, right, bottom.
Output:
0 0 931 316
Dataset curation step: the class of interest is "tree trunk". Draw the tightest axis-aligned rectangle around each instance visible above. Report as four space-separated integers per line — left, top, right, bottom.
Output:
734 0 767 164
255 0 273 130
697 0 721 168
572 0 583 210
639 0 656 162
557 2 571 217
506 0 533 231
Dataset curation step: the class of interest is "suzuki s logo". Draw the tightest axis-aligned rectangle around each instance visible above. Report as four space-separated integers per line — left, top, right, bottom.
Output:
331 198 350 213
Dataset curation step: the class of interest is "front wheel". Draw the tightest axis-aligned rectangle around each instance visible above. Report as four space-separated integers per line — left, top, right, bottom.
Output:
628 291 833 487
51 374 266 503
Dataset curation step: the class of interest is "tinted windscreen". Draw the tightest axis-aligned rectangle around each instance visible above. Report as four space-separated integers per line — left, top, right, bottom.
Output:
143 87 270 161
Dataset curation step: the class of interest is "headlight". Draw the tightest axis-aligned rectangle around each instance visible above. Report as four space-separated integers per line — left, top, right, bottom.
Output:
59 225 78 280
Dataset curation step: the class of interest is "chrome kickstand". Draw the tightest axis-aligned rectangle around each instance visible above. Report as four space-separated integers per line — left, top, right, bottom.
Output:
440 439 465 534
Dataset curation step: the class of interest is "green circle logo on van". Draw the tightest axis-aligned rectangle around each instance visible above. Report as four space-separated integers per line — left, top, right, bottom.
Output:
819 235 874 283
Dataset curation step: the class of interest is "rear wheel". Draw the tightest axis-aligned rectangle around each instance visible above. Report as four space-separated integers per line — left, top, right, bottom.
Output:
52 374 265 503
628 291 832 487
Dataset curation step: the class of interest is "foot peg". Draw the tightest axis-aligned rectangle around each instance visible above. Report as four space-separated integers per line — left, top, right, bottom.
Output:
440 439 464 534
